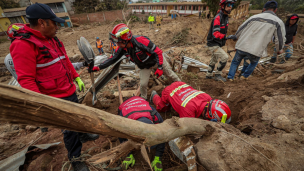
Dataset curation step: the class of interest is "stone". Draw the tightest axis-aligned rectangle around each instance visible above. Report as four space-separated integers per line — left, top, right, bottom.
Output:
187 64 200 73
25 125 38 132
123 77 134 84
301 125 304 132
272 115 291 133
69 54 81 63
27 154 53 171
103 91 115 99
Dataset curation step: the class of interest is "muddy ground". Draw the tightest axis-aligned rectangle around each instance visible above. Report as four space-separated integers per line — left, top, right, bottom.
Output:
0 17 304 170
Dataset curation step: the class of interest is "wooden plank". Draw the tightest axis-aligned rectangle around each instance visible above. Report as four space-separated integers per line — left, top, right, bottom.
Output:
114 90 137 97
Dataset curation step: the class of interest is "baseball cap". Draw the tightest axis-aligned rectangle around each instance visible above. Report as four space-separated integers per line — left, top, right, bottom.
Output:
26 3 65 23
290 16 299 20
263 0 278 9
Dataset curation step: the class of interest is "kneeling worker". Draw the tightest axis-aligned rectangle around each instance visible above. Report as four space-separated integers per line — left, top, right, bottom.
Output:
151 81 231 123
90 23 180 100
118 96 165 171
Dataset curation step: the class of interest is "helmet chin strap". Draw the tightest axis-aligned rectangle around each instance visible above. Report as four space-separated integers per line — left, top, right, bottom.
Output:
221 5 231 14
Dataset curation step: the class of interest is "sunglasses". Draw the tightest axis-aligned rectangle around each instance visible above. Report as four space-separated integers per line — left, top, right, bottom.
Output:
227 3 234 7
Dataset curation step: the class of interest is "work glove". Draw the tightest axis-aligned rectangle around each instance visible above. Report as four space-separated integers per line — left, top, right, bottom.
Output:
89 66 100 73
122 154 135 170
82 61 88 67
151 156 163 171
154 67 163 79
75 77 85 92
226 35 237 40
40 127 48 132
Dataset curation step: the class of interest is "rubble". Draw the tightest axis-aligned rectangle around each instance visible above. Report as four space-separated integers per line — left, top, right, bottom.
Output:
272 115 292 132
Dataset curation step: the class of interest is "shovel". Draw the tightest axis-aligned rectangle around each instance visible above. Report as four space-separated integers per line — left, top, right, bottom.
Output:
77 37 97 105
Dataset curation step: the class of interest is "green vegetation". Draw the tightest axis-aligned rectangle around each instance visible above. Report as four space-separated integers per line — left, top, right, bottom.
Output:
0 0 20 9
250 0 304 13
74 0 127 14
201 0 242 17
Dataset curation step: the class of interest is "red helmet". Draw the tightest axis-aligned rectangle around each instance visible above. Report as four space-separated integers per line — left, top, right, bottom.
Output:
219 0 236 6
109 23 132 43
7 23 24 40
204 99 231 123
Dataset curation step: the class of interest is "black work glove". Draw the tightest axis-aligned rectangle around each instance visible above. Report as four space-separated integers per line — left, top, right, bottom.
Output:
226 35 237 40
83 61 88 67
40 127 48 132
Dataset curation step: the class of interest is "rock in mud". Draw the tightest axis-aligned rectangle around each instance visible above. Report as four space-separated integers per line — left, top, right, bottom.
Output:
272 115 291 132
25 125 38 132
103 91 115 99
27 153 53 171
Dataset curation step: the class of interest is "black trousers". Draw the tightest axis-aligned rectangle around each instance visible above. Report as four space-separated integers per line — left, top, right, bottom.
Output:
118 113 165 157
61 92 82 160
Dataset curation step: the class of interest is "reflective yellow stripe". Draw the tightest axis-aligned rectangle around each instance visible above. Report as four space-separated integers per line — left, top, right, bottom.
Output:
181 91 205 107
170 84 189 97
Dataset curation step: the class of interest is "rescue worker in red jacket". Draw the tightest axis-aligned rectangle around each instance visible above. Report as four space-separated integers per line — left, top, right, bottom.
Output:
89 23 181 100
118 96 165 171
150 82 232 123
206 0 236 82
9 3 98 171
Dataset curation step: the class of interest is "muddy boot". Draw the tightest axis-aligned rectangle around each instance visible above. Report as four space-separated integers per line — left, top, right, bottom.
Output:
270 57 276 63
214 74 226 82
150 90 158 103
238 71 244 78
72 161 90 171
79 133 99 144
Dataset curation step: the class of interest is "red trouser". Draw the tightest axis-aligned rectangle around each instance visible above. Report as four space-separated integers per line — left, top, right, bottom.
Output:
152 94 170 112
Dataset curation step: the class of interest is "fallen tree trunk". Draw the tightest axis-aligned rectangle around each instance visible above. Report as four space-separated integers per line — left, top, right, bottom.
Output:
0 83 213 147
0 84 295 171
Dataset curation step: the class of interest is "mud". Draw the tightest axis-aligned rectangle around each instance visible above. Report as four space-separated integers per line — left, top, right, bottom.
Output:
0 17 304 170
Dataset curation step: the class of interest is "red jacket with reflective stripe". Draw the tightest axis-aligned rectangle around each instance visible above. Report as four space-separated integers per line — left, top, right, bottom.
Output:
10 24 79 98
160 81 212 118
207 10 229 47
97 35 163 70
119 96 160 122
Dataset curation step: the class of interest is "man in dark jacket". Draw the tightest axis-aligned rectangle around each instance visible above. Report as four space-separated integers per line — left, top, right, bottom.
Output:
206 0 236 82
270 14 299 64
90 23 180 100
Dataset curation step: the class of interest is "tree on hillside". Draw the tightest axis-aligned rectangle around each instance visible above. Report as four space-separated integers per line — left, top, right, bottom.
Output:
73 0 99 13
250 0 304 13
201 0 242 17
0 0 20 9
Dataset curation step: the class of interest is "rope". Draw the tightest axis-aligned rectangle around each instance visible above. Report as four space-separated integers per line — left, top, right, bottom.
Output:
221 130 284 171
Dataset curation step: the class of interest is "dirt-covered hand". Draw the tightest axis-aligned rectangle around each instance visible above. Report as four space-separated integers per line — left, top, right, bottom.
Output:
151 156 163 171
75 77 85 92
154 68 163 78
122 154 135 170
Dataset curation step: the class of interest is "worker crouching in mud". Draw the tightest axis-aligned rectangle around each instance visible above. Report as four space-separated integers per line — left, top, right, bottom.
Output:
89 23 181 100
151 81 232 123
118 96 165 171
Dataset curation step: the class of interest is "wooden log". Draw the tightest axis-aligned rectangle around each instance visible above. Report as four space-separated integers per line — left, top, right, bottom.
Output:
0 83 212 147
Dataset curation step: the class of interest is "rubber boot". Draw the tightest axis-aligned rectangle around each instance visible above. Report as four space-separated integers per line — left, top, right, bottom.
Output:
150 90 158 103
214 74 226 82
72 161 90 171
79 133 99 144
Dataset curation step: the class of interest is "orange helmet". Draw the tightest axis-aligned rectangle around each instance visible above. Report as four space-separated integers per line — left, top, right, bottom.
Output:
109 23 132 43
203 99 231 123
7 23 24 40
